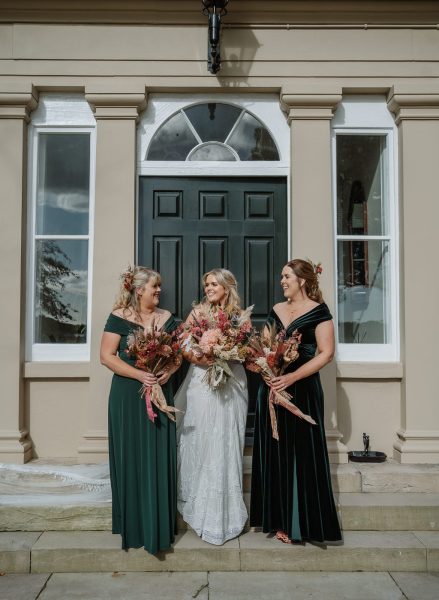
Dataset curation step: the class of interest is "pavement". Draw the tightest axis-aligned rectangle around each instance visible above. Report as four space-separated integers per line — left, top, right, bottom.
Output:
1 571 439 600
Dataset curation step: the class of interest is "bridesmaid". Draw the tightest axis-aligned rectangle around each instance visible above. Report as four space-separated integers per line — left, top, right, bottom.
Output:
250 258 342 544
100 266 180 554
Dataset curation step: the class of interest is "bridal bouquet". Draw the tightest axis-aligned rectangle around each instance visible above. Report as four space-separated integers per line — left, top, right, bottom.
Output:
126 322 182 423
246 326 316 440
180 307 253 389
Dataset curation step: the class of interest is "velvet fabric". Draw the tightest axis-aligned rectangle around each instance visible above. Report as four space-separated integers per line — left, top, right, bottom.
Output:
104 313 177 554
250 303 342 543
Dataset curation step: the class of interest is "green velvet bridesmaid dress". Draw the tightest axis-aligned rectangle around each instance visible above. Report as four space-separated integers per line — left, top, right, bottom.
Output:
250 303 342 543
104 313 177 554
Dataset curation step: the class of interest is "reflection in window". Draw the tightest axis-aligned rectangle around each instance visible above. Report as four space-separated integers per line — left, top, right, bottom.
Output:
147 112 198 160
36 133 90 235
337 240 389 344
146 103 279 161
336 134 391 344
227 112 279 161
188 143 237 161
34 240 88 344
33 131 92 347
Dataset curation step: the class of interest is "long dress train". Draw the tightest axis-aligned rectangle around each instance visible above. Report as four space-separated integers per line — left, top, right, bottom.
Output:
176 362 248 545
250 303 342 543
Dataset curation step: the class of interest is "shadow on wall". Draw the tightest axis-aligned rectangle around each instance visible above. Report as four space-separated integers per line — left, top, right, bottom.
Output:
220 28 262 85
337 383 353 449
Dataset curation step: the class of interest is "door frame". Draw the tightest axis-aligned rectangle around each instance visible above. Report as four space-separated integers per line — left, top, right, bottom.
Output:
136 93 292 260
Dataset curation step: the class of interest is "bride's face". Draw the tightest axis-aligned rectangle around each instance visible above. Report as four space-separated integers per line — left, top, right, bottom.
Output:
204 275 227 306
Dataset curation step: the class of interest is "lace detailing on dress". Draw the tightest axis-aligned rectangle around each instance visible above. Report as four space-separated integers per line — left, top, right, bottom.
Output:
176 363 248 545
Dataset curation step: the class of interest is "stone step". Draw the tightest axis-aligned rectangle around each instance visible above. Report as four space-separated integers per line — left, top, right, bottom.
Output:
1 530 438 574
3 492 439 533
244 458 439 494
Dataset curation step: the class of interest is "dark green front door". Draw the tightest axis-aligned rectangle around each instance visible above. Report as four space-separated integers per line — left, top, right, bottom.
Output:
138 176 288 436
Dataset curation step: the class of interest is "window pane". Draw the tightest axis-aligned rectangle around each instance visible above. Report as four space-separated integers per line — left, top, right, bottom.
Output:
36 133 90 235
34 239 88 344
184 103 242 142
337 240 390 344
147 112 198 160
336 135 387 236
227 112 279 161
188 143 237 161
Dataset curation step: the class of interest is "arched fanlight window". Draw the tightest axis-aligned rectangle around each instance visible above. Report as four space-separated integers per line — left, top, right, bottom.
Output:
147 102 279 161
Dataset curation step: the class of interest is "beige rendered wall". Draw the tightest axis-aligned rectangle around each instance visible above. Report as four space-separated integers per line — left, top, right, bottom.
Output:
0 2 438 461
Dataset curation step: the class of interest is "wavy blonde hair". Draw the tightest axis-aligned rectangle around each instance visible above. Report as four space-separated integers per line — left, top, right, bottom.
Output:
286 258 323 303
198 268 241 316
113 265 161 321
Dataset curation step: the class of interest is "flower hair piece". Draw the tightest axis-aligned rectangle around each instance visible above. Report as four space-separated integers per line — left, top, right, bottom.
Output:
305 258 323 276
122 266 134 292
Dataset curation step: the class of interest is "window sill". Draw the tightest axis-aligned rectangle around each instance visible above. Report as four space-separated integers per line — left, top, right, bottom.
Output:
336 361 403 380
24 362 90 379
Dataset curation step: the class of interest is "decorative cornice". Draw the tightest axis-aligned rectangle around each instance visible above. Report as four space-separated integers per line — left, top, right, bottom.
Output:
280 93 342 123
387 92 439 124
0 91 38 121
85 92 147 120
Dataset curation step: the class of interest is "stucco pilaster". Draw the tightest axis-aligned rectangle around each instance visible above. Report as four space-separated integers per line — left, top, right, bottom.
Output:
281 91 348 463
77 89 147 460
0 87 37 462
388 90 439 463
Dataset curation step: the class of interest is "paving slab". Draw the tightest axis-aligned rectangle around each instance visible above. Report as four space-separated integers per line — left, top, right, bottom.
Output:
239 531 426 572
0 532 42 574
390 571 439 600
209 571 403 600
39 572 208 600
414 531 439 571
31 530 240 573
0 573 50 600
339 493 439 530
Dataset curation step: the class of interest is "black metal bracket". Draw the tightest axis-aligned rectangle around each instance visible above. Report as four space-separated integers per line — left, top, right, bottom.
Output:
202 0 229 75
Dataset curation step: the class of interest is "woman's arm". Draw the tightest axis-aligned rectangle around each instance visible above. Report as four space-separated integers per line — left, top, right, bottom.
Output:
270 320 335 392
100 332 157 386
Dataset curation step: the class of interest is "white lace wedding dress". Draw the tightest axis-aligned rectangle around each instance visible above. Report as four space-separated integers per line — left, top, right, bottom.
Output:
176 362 248 545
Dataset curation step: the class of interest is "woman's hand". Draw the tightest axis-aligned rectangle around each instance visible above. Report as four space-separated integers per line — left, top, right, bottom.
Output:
270 372 296 392
137 371 158 386
156 368 171 385
191 353 215 367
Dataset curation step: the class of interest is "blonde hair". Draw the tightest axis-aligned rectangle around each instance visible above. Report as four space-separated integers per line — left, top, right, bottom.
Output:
198 268 241 316
113 265 161 321
286 259 324 303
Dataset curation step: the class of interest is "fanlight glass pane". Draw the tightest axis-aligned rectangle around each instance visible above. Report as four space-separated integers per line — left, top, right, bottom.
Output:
34 239 88 344
147 112 198 160
36 133 90 235
228 112 279 161
188 143 237 161
337 240 390 344
184 103 242 142
336 135 387 236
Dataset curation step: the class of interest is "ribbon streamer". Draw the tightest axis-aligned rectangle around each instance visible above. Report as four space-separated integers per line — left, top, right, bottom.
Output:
268 387 316 441
141 383 182 424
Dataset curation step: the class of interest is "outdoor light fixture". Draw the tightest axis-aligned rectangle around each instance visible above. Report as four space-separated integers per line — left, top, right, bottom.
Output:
202 0 229 74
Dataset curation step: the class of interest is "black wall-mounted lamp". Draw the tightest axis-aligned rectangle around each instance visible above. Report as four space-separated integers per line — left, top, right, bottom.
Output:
202 0 229 74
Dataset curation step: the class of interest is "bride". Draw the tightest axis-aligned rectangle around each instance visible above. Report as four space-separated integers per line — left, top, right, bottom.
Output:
176 268 249 545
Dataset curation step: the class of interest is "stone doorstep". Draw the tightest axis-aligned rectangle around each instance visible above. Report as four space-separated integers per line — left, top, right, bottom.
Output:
244 460 439 494
1 530 437 574
3 492 439 533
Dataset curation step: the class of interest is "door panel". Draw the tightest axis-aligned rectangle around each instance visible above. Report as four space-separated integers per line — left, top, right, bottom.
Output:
138 176 288 439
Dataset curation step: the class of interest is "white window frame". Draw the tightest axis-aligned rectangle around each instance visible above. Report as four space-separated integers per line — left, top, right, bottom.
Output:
26 96 96 362
332 97 399 362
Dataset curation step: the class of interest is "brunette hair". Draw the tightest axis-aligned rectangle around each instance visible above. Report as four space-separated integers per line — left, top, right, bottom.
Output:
286 258 324 303
113 265 161 321
199 268 241 316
